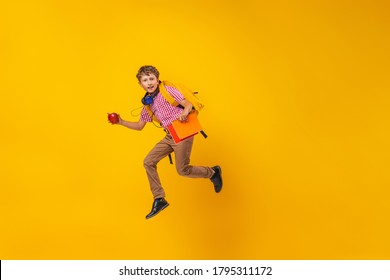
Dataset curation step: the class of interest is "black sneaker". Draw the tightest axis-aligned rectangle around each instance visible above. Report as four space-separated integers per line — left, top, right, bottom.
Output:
210 166 222 193
145 198 169 219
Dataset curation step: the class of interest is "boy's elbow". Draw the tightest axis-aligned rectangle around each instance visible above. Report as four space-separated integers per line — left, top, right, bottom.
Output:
180 99 193 108
137 121 146 131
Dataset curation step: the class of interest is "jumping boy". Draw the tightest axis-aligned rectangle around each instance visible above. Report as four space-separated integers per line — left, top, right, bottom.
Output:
113 65 222 219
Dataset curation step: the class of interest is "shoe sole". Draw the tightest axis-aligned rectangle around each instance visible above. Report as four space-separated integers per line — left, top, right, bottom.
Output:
214 166 222 193
145 203 170 219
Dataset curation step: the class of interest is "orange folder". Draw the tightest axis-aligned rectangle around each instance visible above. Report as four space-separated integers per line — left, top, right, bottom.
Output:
167 112 203 144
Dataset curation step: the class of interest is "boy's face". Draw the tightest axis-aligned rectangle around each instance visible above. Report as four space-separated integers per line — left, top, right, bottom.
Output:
138 73 159 94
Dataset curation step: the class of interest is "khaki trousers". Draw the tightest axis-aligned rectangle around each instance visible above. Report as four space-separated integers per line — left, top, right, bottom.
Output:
143 133 214 199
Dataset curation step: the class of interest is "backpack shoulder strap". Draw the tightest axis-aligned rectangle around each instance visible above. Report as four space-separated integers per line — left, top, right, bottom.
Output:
144 105 160 123
159 81 179 107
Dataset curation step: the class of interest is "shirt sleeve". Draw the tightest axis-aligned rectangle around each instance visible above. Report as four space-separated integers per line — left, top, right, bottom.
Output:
165 86 185 103
139 106 152 123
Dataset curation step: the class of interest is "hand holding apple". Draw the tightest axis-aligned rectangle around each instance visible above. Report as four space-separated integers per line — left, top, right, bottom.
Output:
107 112 120 124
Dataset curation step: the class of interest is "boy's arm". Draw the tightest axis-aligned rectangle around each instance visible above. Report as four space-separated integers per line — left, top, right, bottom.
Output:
117 117 147 131
166 86 192 121
177 99 194 122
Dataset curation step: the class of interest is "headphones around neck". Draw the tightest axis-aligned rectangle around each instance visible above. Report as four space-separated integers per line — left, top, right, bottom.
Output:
141 91 158 105
141 82 161 105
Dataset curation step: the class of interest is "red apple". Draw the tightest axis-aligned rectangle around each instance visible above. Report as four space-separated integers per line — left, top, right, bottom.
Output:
107 112 119 124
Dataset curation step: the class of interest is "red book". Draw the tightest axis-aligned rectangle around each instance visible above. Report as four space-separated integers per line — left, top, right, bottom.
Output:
167 112 203 144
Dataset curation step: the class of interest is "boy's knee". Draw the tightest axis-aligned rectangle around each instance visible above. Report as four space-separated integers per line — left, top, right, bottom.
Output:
176 165 191 176
143 157 156 169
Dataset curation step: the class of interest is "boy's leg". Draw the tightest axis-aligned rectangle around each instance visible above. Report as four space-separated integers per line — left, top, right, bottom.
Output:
172 136 214 178
144 134 174 199
172 135 223 192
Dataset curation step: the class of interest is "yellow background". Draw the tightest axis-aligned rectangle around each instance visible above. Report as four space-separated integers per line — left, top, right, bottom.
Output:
1 0 389 259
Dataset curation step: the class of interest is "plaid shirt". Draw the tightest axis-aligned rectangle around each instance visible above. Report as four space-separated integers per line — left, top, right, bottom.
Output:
139 86 185 128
